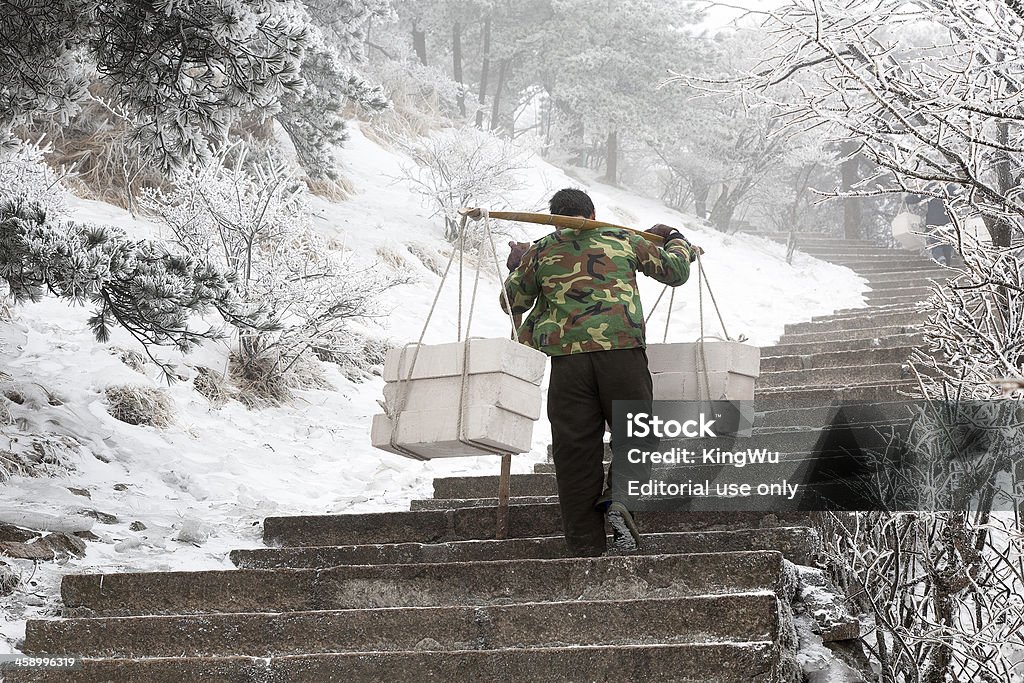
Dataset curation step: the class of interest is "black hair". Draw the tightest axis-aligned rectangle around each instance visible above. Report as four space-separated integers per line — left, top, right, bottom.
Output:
549 188 595 218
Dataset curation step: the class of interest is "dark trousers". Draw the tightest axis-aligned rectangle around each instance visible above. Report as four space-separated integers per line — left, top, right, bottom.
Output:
547 347 654 556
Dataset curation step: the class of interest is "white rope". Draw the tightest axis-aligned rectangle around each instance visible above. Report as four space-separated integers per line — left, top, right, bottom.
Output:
482 208 521 338
457 217 465 341
645 249 731 341
644 284 670 324
454 209 514 457
386 223 465 461
697 255 713 404
387 210 516 460
662 288 676 344
696 252 732 342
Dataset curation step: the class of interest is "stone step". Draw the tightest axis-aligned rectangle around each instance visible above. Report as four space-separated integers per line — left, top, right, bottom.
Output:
434 473 553 499
754 401 912 430
232 528 821 569
814 248 932 258
863 291 933 306
837 260 944 273
817 254 934 266
25 593 784 659
760 346 916 372
60 552 793 618
816 303 921 320
262 506 812 548
541 420 906 465
798 245 905 255
538 430 913 475
776 324 923 344
757 362 909 389
445 469 834 504
784 311 927 335
756 381 916 404
3 641 797 683
436 444 891 492
859 282 946 297
411 495 559 510
761 333 924 358
859 270 953 286
864 283 934 296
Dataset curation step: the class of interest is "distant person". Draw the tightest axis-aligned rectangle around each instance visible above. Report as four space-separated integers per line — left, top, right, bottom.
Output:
906 184 957 265
500 188 699 556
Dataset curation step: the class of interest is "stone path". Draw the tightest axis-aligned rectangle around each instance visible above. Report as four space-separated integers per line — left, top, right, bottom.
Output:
8 236 951 682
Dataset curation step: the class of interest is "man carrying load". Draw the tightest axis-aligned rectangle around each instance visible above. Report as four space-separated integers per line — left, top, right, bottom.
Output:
501 188 699 556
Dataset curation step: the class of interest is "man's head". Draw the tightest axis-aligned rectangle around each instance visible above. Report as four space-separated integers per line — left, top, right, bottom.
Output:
549 188 595 219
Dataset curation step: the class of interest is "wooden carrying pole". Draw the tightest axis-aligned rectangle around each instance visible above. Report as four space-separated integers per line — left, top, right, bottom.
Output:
493 311 524 540
459 208 665 245
496 453 512 539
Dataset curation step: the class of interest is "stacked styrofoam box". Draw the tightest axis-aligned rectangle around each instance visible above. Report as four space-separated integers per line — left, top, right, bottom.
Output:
371 338 547 459
646 341 761 401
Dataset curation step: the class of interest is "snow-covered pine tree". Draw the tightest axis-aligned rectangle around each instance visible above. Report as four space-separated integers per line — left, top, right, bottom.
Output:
0 198 243 374
0 0 91 148
652 30 839 234
277 43 390 181
1 0 391 175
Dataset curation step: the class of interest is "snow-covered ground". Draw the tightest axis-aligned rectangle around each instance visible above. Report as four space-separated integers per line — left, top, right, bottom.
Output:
0 124 867 653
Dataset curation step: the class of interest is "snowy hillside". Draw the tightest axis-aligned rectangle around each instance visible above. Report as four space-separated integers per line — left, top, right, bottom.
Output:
0 124 867 653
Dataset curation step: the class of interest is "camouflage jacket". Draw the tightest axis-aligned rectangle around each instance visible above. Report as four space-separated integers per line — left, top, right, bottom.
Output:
500 228 693 356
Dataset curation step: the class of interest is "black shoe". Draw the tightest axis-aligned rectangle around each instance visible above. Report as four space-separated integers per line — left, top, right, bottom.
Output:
607 501 640 552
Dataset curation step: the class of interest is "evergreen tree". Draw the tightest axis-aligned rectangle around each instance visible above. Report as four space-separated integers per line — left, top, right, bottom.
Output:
0 198 249 373
0 0 392 174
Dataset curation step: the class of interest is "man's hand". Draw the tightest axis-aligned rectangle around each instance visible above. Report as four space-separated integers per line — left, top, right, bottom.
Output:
507 241 531 270
645 224 680 240
645 224 704 262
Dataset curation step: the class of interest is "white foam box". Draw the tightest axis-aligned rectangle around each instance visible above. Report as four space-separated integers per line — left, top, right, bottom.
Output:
384 337 546 385
891 212 926 250
646 342 761 378
382 373 542 420
653 371 756 402
371 406 536 459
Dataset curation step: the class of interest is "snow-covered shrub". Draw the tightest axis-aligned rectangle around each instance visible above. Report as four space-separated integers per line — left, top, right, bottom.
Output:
143 152 402 404
406 241 448 276
0 142 71 214
311 329 392 382
0 428 81 482
193 366 234 407
912 229 1023 399
109 347 147 373
0 198 240 375
375 244 410 271
818 510 1024 683
105 385 174 428
400 128 528 245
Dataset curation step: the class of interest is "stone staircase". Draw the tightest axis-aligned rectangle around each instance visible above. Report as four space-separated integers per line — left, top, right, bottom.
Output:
7 235 952 683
